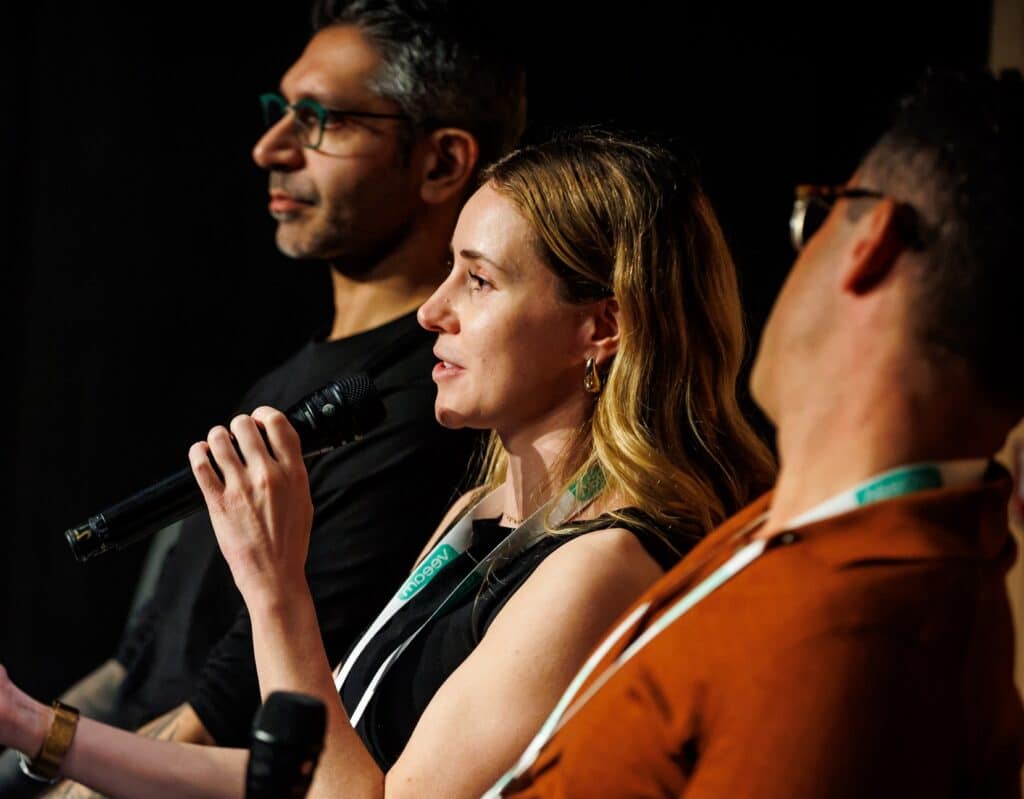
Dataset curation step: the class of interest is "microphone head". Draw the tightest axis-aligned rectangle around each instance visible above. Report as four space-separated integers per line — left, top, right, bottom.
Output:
246 691 327 799
285 373 387 454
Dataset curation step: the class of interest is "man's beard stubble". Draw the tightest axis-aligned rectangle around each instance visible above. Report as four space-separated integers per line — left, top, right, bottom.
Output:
269 170 417 277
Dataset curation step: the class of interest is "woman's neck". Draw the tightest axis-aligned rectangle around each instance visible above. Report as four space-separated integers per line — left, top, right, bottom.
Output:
497 400 588 525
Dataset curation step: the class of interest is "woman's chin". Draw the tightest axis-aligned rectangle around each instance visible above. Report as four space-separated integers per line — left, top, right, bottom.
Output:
435 404 464 429
434 404 488 431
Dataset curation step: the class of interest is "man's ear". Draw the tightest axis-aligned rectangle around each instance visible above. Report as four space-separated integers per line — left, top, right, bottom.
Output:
420 128 479 205
841 197 906 295
583 297 621 365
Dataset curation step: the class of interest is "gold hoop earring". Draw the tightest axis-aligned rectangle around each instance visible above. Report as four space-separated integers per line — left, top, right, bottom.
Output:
583 357 602 394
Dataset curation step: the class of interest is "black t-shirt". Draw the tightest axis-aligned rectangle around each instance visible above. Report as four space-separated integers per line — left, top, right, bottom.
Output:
113 311 480 745
340 510 683 769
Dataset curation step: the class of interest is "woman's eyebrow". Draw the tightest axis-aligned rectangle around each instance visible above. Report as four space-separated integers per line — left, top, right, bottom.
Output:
459 248 518 278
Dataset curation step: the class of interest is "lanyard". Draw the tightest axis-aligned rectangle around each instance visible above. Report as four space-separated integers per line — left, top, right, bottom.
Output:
485 459 987 797
334 484 595 726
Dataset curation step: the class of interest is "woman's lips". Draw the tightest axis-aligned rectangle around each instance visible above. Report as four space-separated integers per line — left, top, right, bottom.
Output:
432 360 465 380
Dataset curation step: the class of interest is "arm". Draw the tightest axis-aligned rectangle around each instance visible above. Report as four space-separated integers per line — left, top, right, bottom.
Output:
40 704 215 799
385 526 664 798
132 705 214 747
0 660 126 798
188 424 475 750
190 408 663 798
0 667 245 799
189 408 379 796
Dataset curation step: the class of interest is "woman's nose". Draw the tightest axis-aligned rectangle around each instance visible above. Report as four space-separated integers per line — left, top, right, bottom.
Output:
417 282 458 333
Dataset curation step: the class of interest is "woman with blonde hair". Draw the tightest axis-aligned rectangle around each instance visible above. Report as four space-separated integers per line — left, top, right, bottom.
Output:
0 129 773 798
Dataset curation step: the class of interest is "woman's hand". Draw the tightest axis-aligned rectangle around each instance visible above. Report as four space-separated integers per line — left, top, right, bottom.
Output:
189 406 314 602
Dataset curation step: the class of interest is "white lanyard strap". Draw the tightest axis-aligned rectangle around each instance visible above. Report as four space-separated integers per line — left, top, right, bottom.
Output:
784 460 985 528
485 458 987 796
336 486 589 726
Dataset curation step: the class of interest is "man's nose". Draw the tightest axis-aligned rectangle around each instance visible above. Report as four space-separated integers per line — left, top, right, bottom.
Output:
252 116 305 171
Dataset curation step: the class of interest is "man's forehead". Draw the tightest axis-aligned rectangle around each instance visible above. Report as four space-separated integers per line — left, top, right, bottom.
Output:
281 25 382 103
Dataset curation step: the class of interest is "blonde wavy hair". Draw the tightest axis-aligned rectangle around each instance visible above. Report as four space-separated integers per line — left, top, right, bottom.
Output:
472 129 775 546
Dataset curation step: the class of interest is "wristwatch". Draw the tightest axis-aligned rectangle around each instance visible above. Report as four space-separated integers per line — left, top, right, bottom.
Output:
17 700 80 784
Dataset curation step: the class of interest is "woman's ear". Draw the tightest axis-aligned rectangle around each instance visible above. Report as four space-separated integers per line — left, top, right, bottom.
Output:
584 297 620 365
420 128 479 205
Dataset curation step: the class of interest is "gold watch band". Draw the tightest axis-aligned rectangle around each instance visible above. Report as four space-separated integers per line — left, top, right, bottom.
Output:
25 700 80 782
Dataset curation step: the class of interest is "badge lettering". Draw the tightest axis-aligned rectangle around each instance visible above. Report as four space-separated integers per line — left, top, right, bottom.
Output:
399 544 457 601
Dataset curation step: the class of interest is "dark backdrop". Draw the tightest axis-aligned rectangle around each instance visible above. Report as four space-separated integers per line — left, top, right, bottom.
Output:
3 2 991 701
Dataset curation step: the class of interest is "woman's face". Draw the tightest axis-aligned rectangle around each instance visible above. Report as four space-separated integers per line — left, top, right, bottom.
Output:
417 184 592 437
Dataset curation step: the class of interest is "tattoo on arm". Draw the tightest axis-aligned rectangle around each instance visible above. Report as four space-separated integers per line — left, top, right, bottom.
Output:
135 706 186 742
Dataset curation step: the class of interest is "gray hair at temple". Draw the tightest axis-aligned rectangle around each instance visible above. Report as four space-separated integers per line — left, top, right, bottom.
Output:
858 67 1024 414
312 0 528 173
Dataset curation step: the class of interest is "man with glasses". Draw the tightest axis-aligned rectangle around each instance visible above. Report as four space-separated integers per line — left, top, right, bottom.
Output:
488 67 1024 798
0 2 525 796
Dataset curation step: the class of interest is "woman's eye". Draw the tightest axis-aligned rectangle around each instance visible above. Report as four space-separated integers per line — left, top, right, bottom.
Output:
467 271 490 291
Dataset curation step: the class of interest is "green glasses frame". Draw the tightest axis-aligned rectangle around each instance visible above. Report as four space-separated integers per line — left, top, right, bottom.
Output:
259 92 410 151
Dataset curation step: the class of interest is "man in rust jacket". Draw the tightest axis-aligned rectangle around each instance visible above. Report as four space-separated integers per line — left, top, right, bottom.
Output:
491 67 1024 798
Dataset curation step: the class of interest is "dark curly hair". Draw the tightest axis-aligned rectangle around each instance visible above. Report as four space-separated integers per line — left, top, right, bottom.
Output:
859 67 1024 413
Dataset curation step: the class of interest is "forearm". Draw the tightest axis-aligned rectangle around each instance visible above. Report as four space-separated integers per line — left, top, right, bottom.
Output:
0 660 127 799
41 702 218 797
247 584 384 799
62 717 244 799
14 699 244 799
191 408 385 796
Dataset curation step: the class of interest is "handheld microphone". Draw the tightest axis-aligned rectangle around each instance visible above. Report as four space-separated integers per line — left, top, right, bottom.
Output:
65 373 386 563
245 691 327 799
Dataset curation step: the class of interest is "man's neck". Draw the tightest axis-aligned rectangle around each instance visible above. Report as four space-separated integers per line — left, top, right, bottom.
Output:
762 367 1002 537
325 211 454 341
326 267 438 341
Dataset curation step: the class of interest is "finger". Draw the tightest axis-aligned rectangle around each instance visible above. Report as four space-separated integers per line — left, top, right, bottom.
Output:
189 441 224 501
230 414 273 466
253 406 303 468
206 425 246 485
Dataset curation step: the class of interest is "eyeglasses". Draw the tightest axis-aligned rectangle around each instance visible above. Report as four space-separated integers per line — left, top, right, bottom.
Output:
789 184 886 251
258 92 410 151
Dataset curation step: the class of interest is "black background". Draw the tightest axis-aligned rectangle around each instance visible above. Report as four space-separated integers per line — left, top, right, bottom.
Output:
3 2 991 700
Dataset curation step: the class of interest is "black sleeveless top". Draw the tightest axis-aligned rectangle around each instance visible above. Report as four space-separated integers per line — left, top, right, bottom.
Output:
339 509 686 769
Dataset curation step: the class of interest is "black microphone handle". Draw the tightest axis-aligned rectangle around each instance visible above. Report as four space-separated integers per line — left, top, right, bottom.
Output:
64 451 314 563
66 466 205 559
246 692 326 799
65 374 385 563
